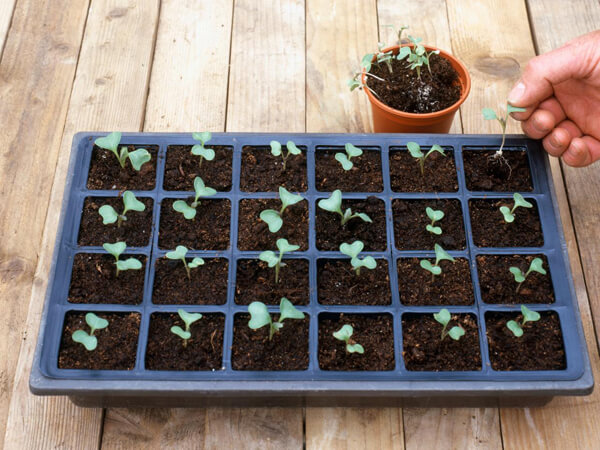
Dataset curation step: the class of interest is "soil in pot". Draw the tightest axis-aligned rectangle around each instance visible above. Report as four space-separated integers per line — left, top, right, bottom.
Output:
164 145 233 191
318 314 395 371
145 313 224 371
231 314 309 370
315 148 383 192
87 145 158 190
486 311 565 370
58 312 140 370
237 198 308 251
240 145 307 192
402 313 481 371
463 150 533 192
477 254 554 304
152 258 228 305
68 253 145 304
389 148 458 192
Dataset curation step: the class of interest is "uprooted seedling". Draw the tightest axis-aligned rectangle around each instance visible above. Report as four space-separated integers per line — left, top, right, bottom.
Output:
425 207 444 235
102 241 142 277
506 305 541 337
333 324 364 354
173 176 217 220
99 191 145 228
170 309 203 347
94 132 151 171
509 257 547 294
72 312 109 351
260 187 303 233
165 245 204 280
270 140 302 171
407 142 445 176
259 238 300 284
420 244 455 281
335 143 363 171
499 193 533 223
339 241 377 276
318 190 372 226
482 102 527 162
248 297 305 340
191 131 214 167
433 309 465 341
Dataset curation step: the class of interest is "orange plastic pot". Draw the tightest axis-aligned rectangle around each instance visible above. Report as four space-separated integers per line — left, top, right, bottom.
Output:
362 44 471 133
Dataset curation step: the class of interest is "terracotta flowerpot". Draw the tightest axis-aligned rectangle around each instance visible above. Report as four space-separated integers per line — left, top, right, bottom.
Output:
362 44 471 133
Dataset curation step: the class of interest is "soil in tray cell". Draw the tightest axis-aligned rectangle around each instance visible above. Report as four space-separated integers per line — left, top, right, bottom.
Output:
163 145 233 191
158 198 230 250
237 198 308 251
58 312 140 370
87 145 158 191
389 148 458 192
152 258 228 305
317 259 391 305
486 311 565 370
463 150 533 192
397 258 474 306
402 313 481 371
232 314 309 370
316 197 387 251
477 254 554 304
77 196 154 247
393 198 466 250
145 313 224 371
470 198 543 247
240 145 307 192
315 148 383 192
318 314 395 371
68 253 145 304
235 259 309 305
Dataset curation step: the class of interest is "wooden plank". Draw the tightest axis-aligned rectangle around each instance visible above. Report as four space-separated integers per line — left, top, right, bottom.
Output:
0 0 16 59
2 0 161 448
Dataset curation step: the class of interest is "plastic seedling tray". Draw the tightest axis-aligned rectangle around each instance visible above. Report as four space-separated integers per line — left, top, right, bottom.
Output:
30 132 593 408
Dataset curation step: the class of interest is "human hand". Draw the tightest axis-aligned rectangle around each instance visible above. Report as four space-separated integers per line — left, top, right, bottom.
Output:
508 30 600 167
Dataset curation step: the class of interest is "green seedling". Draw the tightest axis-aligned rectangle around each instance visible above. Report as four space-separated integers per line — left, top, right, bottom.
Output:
333 324 364 354
98 191 145 228
406 142 445 175
170 308 203 347
405 35 440 79
172 176 217 220
259 238 300 284
420 244 455 281
72 312 109 351
318 190 372 226
335 143 363 171
506 305 541 337
94 131 151 171
191 131 214 167
339 241 377 276
425 207 444 235
259 187 303 233
165 245 204 280
433 309 465 341
248 297 305 340
270 140 302 171
509 257 547 294
482 102 527 159
102 241 142 276
499 193 533 223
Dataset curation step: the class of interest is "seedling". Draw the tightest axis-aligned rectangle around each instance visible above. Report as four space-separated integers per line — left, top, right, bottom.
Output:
94 132 151 171
98 191 145 228
191 131 214 167
339 241 377 276
259 238 300 284
406 35 440 79
270 140 302 171
102 241 142 277
165 245 204 280
248 297 305 341
499 193 533 223
482 102 527 159
406 142 445 175
71 312 109 351
170 309 203 347
318 190 372 226
259 187 304 233
506 305 541 337
172 176 217 220
420 244 455 281
425 207 444 235
433 309 465 341
335 143 363 171
333 324 364 354
509 257 547 294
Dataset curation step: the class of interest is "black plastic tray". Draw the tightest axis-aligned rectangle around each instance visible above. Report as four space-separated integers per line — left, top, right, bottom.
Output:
30 132 593 407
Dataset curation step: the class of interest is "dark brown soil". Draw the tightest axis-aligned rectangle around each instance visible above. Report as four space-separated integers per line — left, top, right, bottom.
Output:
58 312 140 370
318 314 395 371
232 314 309 370
145 313 224 371
68 253 145 304
393 199 465 250
470 199 543 247
477 255 554 304
402 314 481 371
163 145 233 191
316 197 386 251
240 146 307 192
486 311 565 370
463 150 533 191
237 198 308 251
87 145 158 190
315 148 383 192
389 149 458 192
152 258 228 305
235 259 309 305
158 198 230 250
317 259 390 305
397 258 474 305
367 52 460 113
77 196 153 247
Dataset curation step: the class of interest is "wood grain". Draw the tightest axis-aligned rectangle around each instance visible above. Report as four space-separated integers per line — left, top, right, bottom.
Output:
0 0 16 59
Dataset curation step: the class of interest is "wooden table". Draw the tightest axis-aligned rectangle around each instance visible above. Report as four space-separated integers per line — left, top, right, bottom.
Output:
1 0 599 448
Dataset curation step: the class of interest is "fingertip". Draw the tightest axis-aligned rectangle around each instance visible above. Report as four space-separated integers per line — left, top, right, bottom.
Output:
562 138 592 167
508 81 527 106
521 110 555 139
542 128 570 157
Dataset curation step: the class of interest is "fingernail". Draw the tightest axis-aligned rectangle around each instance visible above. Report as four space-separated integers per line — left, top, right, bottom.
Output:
508 82 526 104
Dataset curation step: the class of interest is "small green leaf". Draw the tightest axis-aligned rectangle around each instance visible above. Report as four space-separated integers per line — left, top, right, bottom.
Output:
270 140 282 156
259 251 279 267
351 256 377 270
507 104 526 114
248 301 271 330
397 46 411 60
286 141 302 155
361 53 374 70
513 193 533 209
426 207 444 222
406 141 423 158
276 238 300 254
448 326 465 341
99 205 118 225
333 324 354 342
173 200 197 220
279 186 303 210
103 241 126 259
433 308 451 326
123 191 145 212
178 308 202 329
426 224 442 235
500 205 514 223
482 108 497 120
340 241 364 259
345 143 363 158
509 266 526 283
420 259 442 275
279 297 305 321
116 257 142 272
347 78 361 91
318 190 343 214
166 245 188 260
260 209 283 233
95 132 121 152
191 144 215 161
192 131 212 144
128 148 151 171
425 144 445 158
335 152 353 170
434 244 455 264
529 257 546 275
193 177 217 198
86 312 109 333
356 212 372 223
188 257 204 268
507 320 523 337
347 343 365 354
170 326 191 340
521 305 541 324
72 330 98 351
